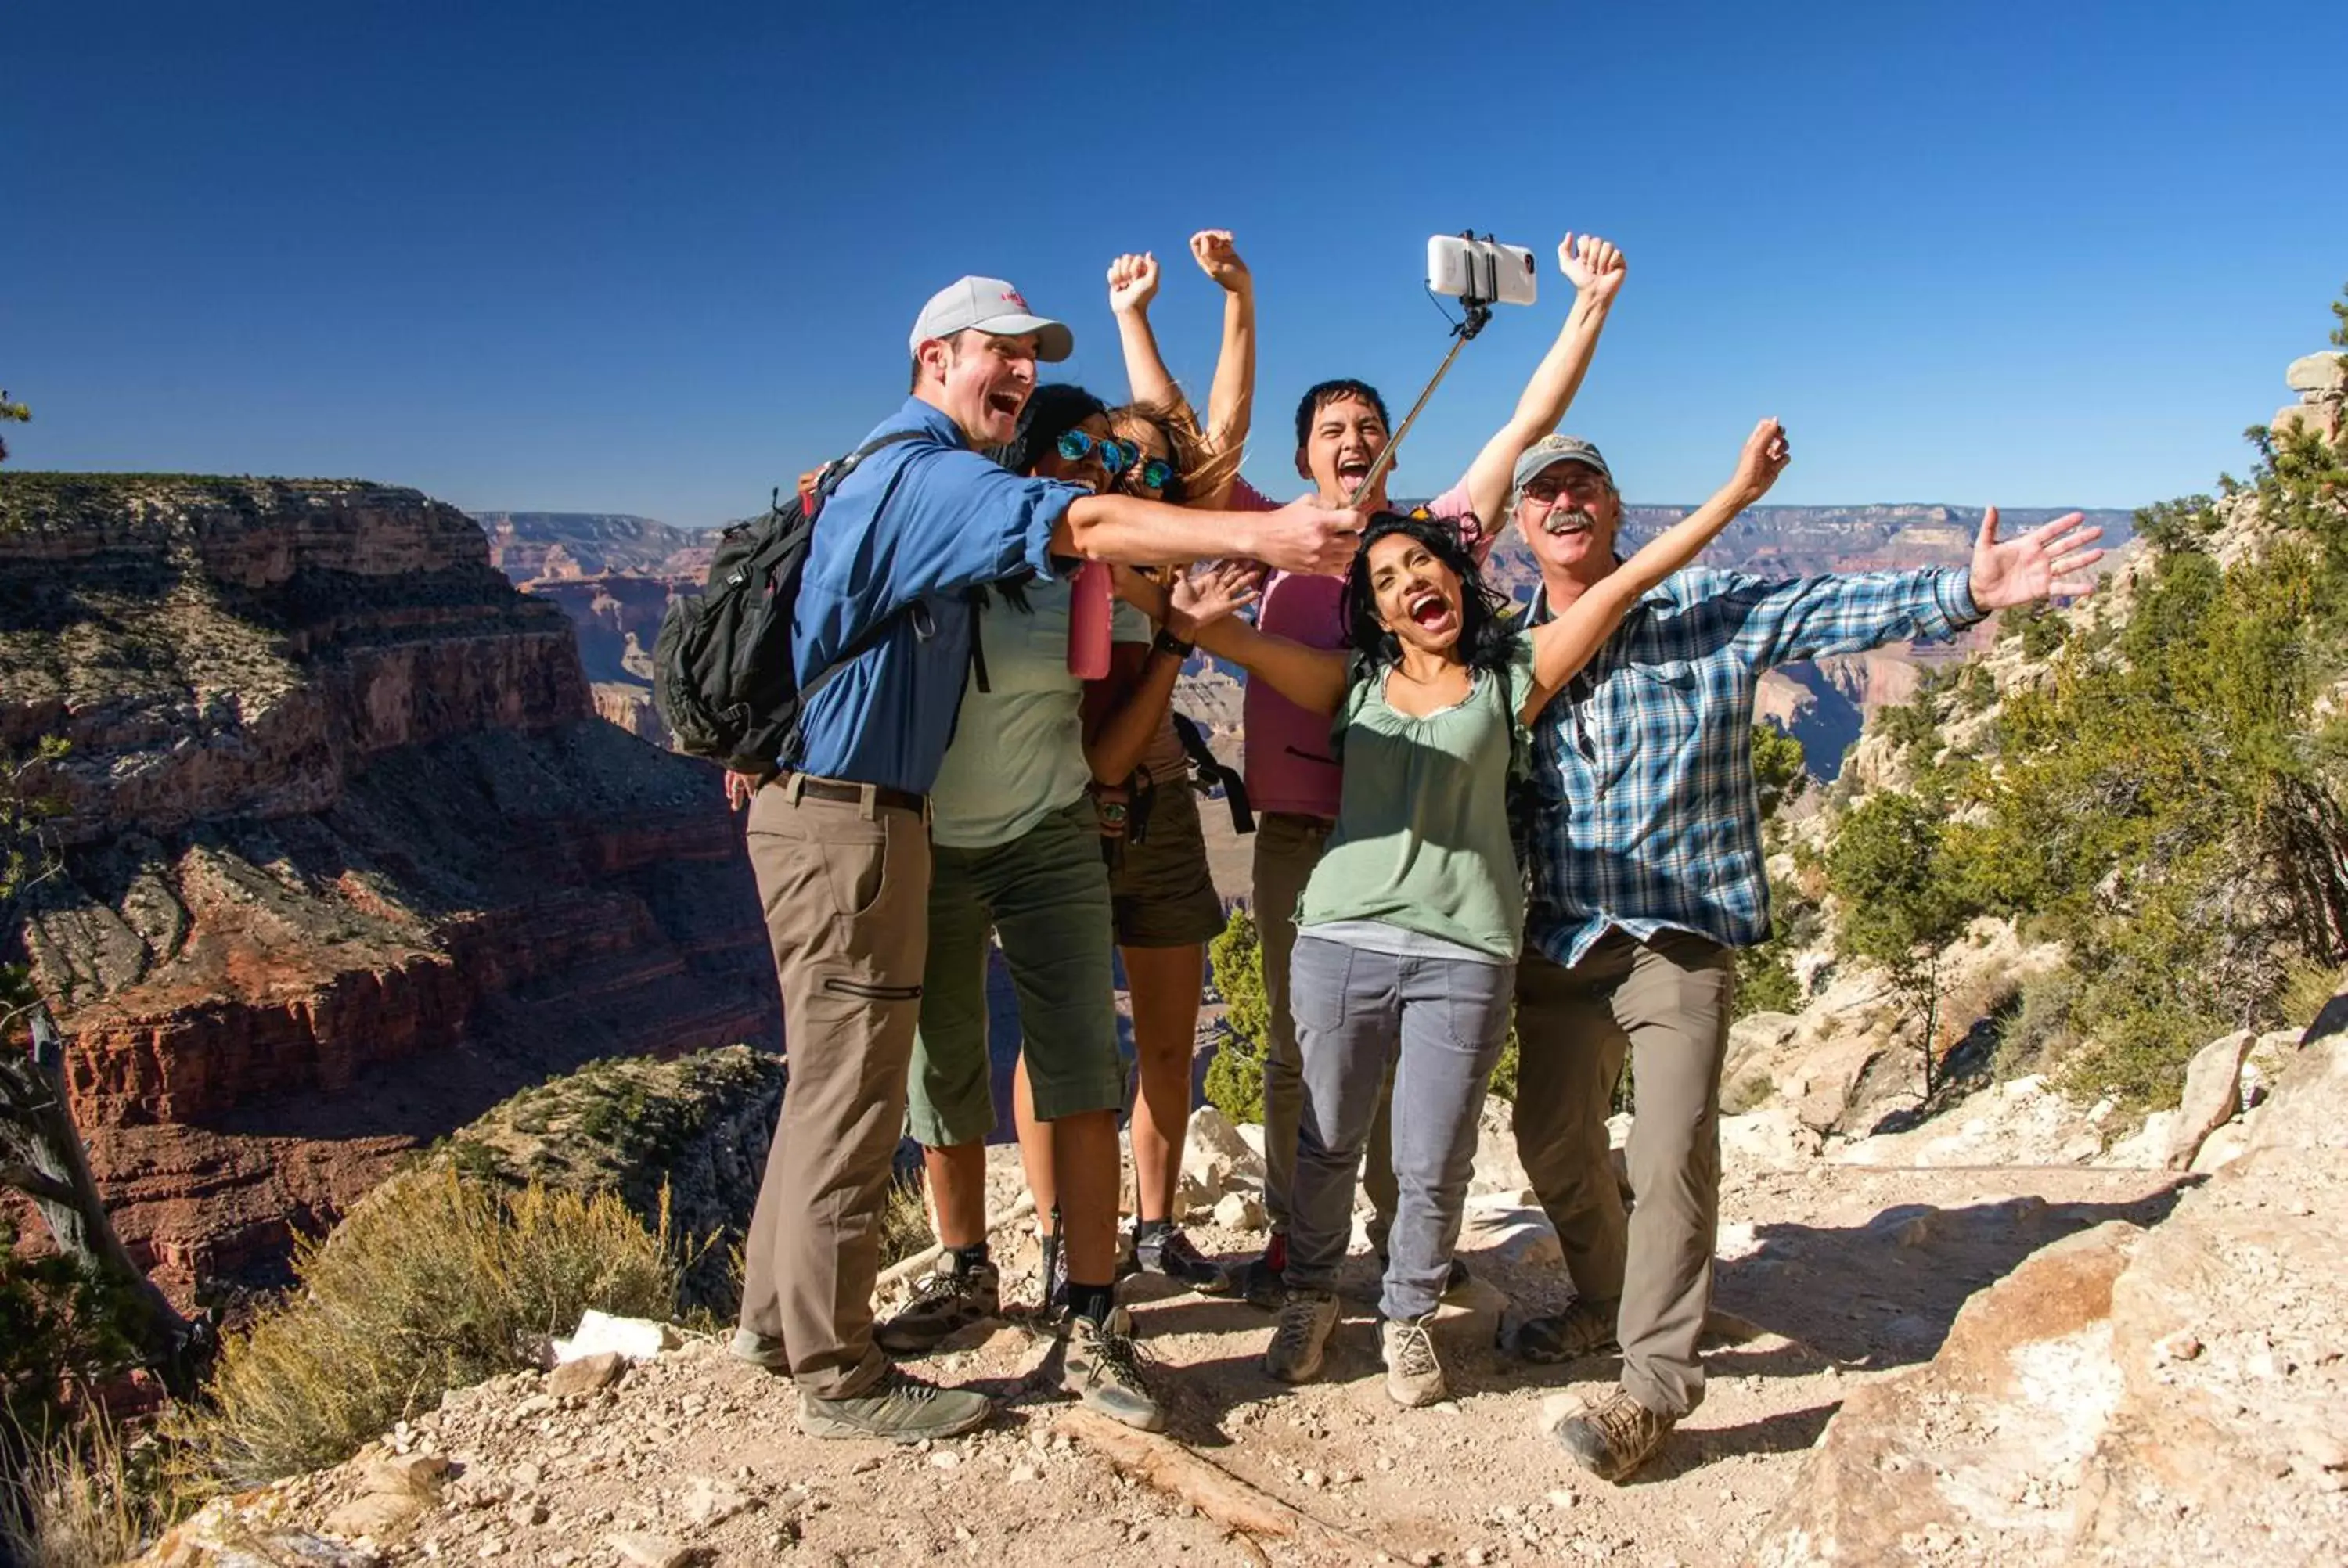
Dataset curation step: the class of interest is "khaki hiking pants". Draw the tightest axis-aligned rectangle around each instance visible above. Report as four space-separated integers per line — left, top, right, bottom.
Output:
736 778 931 1400
1511 926 1735 1419
1253 812 1399 1243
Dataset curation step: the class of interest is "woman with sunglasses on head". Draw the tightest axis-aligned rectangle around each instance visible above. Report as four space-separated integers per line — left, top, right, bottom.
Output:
879 383 1249 1431
1127 418 1792 1410
1068 235 1259 1296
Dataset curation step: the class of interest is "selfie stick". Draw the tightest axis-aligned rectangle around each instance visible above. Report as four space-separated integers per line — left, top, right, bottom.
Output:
1345 231 1500 510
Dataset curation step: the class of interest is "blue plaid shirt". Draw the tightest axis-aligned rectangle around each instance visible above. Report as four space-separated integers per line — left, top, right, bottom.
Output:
1523 566 1983 970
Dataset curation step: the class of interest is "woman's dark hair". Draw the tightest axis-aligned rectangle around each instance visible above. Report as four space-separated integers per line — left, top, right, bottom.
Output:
979 383 1107 613
988 383 1108 477
1342 510 1519 679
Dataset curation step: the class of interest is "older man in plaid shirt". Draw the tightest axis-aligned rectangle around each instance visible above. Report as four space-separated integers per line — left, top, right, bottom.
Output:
1498 432 2106 1482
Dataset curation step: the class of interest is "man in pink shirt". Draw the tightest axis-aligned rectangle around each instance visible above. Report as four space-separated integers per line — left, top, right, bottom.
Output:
1226 233 1629 1305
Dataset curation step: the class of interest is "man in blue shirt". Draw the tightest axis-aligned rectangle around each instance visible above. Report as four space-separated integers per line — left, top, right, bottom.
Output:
1497 433 2105 1482
732 275 1360 1444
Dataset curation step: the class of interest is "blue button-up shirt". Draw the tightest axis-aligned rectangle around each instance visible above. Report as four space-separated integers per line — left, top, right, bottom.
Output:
788 398 1082 794
1523 566 1982 969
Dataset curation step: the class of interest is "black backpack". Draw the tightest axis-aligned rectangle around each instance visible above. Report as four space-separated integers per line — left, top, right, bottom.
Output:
651 430 924 774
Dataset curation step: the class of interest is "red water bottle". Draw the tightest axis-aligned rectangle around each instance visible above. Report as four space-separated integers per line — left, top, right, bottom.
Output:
1068 559 1111 679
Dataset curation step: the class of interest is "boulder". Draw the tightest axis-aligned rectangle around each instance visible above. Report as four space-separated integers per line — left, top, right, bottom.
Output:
546 1349 626 1396
2285 350 2347 395
136 1498 384 1566
2104 1108 2180 1169
2164 1030 2254 1170
1759 987 2348 1565
1719 1106 1823 1167
1469 1095 1531 1195
321 1492 425 1541
553 1310 678 1363
2187 1120 2251 1174
1750 1222 2141 1566
2238 1028 2301 1110
1179 1104 1265 1208
359 1452 452 1501
1212 1191 1266 1232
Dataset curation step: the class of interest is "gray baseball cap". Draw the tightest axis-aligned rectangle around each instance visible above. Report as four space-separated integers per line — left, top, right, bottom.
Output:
1511 434 1614 507
908 276 1074 362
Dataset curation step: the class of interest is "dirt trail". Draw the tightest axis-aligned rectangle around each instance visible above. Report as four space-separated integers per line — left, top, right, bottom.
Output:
256 1159 2185 1567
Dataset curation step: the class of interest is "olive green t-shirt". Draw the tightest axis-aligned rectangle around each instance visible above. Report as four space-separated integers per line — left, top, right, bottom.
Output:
1295 638 1536 961
928 582 1151 849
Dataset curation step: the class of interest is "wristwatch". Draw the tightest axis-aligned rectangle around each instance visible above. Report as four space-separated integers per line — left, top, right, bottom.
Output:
1153 628 1194 659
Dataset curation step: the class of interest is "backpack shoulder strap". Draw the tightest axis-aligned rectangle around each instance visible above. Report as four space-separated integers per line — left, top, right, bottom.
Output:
808 428 927 512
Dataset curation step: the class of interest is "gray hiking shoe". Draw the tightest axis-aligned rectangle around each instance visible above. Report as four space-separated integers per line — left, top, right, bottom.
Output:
1062 1307 1164 1431
1379 1312 1447 1408
1263 1287 1339 1384
875 1256 1000 1355
1553 1386 1674 1482
799 1366 994 1443
1500 1296 1619 1365
729 1326 787 1371
1135 1225 1228 1293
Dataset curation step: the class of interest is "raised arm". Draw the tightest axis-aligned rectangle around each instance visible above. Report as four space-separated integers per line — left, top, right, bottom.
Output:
1109 252 1183 413
1519 418 1792 721
1116 561 1352 717
1191 230 1255 474
1461 234 1629 529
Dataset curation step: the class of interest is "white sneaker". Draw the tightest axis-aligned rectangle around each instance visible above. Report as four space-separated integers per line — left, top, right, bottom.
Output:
1264 1288 1338 1383
1380 1312 1447 1407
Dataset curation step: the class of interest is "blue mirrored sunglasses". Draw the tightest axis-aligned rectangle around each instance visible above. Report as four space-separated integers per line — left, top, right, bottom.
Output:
1055 430 1140 474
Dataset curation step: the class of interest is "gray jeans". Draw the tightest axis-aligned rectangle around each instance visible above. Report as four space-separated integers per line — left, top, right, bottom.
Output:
1287 932 1514 1321
1256 814 1399 1239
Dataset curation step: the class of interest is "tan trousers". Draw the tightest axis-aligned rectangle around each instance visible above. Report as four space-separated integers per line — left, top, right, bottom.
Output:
1253 812 1398 1242
737 779 931 1398
1511 926 1735 1418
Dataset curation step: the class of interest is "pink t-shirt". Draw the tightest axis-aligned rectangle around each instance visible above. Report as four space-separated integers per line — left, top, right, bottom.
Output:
1232 477 1483 819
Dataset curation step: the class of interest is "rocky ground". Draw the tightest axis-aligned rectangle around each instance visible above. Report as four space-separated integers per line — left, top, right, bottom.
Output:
146 1111 2213 1566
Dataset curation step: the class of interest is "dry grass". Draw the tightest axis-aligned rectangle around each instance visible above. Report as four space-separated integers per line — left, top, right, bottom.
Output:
165 1171 677 1494
2 1412 174 1568
878 1174 935 1269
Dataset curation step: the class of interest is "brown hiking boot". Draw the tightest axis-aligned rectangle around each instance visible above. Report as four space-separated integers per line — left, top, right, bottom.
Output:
1553 1386 1675 1482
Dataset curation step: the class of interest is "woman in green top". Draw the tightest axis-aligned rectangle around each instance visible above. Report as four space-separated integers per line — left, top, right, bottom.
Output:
1177 417 1791 1409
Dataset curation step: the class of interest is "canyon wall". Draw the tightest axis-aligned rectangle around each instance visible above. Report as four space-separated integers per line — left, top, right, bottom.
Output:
1 476 776 1300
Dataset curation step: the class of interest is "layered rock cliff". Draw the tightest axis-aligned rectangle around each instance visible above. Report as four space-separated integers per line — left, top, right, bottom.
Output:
0 476 776 1300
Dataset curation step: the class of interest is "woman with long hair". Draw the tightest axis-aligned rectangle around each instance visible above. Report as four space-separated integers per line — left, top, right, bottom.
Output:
1138 418 1792 1408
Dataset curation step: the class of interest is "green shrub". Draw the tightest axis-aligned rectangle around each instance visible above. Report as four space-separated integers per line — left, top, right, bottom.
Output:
1204 908 1269 1124
166 1173 675 1492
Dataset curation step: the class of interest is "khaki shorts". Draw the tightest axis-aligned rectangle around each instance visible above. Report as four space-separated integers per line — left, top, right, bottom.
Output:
1106 779 1226 949
906 800 1125 1148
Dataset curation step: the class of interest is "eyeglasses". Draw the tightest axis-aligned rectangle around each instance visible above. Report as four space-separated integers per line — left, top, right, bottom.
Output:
1522 471 1613 506
1056 430 1140 475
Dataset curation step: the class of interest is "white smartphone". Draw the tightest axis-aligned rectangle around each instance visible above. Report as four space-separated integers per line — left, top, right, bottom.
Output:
1428 236 1539 307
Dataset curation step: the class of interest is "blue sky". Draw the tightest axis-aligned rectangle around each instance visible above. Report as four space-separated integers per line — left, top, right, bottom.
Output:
9 2 2344 525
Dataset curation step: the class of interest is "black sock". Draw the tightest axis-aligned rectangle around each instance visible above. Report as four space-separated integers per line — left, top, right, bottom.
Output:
950 1242 990 1274
1133 1217 1171 1246
1066 1281 1115 1325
